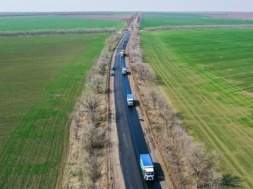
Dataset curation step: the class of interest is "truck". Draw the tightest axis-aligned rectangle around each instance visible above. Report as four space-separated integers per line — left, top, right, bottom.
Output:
122 67 127 75
140 154 155 181
111 64 115 70
120 50 125 57
127 94 134 106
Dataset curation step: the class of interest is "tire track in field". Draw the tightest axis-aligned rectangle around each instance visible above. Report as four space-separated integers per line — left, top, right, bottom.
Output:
144 33 253 144
150 35 253 176
145 34 253 188
149 34 253 144
205 61 253 95
23 48 94 187
2 59 79 187
146 44 253 188
16 60 79 187
164 31 253 143
142 35 238 164
144 36 243 157
26 46 102 187
141 33 253 188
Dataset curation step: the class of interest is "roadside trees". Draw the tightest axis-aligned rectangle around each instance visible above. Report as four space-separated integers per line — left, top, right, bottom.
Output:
89 75 104 94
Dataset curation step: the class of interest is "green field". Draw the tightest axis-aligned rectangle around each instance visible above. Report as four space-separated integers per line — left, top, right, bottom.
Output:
0 15 124 31
140 13 253 29
0 34 109 188
141 29 253 188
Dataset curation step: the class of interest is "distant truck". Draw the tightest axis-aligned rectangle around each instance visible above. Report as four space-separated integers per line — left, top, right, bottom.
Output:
110 70 114 76
127 94 134 106
140 154 155 181
120 50 125 57
111 65 115 70
122 67 127 75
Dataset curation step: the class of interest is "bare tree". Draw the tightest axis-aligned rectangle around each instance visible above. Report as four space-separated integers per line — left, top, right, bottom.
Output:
106 37 114 51
136 63 146 81
134 62 156 84
84 123 107 153
97 60 107 75
87 157 102 183
89 75 104 94
187 144 218 188
148 89 159 108
157 96 167 114
106 33 122 52
145 66 156 84
100 50 108 62
82 94 101 115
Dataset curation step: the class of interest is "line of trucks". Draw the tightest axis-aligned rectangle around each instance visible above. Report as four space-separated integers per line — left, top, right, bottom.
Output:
126 93 155 181
121 41 155 182
121 49 134 107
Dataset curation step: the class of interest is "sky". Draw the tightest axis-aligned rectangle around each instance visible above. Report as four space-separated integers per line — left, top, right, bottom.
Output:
1 0 253 12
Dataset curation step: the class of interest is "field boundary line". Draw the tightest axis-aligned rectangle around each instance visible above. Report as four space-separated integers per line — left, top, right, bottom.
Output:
0 28 116 37
144 24 253 31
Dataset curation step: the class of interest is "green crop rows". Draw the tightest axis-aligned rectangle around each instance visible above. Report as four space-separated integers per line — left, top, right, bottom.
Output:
140 13 253 29
0 16 124 31
141 29 253 188
0 34 109 188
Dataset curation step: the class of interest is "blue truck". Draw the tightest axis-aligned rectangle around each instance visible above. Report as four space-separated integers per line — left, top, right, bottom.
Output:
140 154 155 181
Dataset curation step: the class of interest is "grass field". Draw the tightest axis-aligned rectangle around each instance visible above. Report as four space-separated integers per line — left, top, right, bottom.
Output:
0 15 124 31
141 29 253 188
140 13 253 29
0 34 109 188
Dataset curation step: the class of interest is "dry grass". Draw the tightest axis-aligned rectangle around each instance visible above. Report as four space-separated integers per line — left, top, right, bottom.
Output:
61 32 123 189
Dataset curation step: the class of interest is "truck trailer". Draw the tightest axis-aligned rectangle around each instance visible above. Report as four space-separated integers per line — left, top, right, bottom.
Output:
140 154 154 181
127 94 134 106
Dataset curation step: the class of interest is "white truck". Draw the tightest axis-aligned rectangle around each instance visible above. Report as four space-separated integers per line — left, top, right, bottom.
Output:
122 67 127 75
140 154 155 181
127 94 134 106
120 50 125 57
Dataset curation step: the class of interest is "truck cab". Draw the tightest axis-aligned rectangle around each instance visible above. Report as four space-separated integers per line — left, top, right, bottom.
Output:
127 94 134 106
111 65 115 70
140 154 154 181
120 50 125 57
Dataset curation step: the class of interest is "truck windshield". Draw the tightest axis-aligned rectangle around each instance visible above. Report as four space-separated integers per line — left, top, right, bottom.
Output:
146 172 154 175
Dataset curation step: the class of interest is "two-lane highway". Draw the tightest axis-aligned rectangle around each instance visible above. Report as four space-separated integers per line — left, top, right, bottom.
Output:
113 32 163 189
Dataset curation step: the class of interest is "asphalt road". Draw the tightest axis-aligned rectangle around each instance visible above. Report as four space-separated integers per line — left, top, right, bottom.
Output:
113 32 163 189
